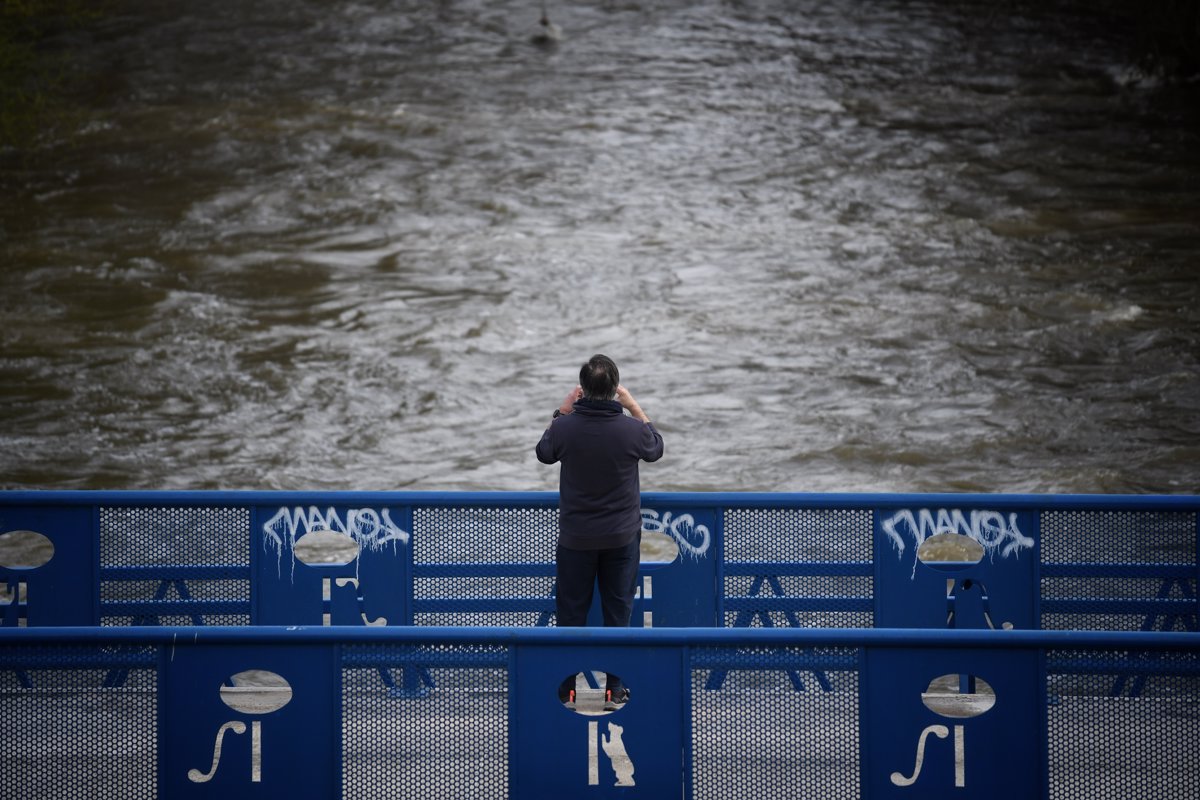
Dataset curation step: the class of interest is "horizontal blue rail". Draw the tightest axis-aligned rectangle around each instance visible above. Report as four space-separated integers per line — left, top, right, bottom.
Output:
4 625 1195 647
4 488 1199 509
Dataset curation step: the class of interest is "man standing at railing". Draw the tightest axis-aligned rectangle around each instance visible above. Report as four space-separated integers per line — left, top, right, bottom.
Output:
536 353 664 709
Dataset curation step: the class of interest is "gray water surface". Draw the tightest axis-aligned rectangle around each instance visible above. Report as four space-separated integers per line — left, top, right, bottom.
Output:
1 0 1198 494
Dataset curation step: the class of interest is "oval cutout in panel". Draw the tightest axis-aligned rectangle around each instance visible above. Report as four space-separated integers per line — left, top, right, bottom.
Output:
916 532 984 571
220 670 293 714
557 670 631 716
294 529 359 566
0 530 55 569
640 530 679 564
921 674 995 719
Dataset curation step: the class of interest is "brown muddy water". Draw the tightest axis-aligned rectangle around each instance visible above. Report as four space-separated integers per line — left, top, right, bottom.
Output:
1 0 1198 494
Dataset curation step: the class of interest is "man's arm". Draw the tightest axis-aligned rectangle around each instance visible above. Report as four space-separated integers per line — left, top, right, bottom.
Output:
615 385 650 423
536 385 582 464
557 385 583 417
618 384 663 461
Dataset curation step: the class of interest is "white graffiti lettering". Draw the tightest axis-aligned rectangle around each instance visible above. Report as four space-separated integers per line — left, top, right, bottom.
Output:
641 509 711 559
882 508 1034 577
262 506 410 580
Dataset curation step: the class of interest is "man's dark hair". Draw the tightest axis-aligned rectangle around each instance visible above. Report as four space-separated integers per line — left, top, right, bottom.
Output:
580 354 619 400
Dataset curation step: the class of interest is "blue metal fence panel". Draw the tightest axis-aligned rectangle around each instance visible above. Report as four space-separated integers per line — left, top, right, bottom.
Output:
512 642 685 798
722 504 874 629
161 641 338 798
254 502 412 626
875 506 1039 630
1 627 1196 800
862 645 1043 798
100 504 251 626
3 491 1199 636
638 499 720 627
0 505 94 626
411 502 557 627
1040 508 1198 633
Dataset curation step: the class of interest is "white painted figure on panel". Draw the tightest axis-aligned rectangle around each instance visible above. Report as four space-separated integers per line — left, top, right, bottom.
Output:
601 722 636 787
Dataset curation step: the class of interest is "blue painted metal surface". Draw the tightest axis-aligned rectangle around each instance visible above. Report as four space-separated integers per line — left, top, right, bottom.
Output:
162 641 338 798
2 490 1196 634
0 626 1196 799
0 504 94 625
1 491 1198 797
254 501 412 626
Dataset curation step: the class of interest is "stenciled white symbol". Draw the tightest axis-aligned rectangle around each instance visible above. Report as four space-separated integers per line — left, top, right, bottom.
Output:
0 529 55 628
323 577 387 626
588 721 636 787
188 671 293 784
641 509 710 559
890 724 964 788
189 721 255 783
889 674 995 789
1 579 28 627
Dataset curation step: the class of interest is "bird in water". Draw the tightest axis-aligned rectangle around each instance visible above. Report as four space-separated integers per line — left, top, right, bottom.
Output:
531 3 562 46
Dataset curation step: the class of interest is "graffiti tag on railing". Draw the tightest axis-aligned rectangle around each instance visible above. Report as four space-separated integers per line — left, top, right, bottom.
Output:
882 508 1034 578
262 506 410 578
641 510 710 559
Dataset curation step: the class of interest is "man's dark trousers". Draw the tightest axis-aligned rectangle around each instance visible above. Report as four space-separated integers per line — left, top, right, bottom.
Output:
555 532 641 627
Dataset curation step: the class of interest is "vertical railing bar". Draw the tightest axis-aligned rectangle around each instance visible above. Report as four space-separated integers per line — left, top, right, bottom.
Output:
1194 509 1199 631
248 503 260 625
156 640 168 797
248 506 260 623
402 502 416 627
1032 507 1043 633
507 641 519 800
857 643 870 800
1038 644 1050 800
333 640 344 800
682 641 694 800
91 503 102 625
714 504 726 627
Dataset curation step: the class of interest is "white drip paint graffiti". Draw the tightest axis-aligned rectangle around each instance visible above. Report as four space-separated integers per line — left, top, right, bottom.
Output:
641 510 711 559
882 508 1034 578
262 506 410 579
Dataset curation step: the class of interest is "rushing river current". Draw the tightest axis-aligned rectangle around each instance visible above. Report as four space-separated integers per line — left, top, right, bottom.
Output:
1 0 1197 495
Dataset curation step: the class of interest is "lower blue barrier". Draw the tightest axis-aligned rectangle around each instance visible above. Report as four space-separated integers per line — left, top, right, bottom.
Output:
1 626 1196 800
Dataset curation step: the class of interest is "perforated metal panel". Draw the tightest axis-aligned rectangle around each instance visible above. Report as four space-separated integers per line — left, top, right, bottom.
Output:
691 645 860 800
724 509 873 628
0 643 156 800
1041 511 1197 631
100 506 251 626
341 643 509 799
412 506 558 626
1047 648 1200 800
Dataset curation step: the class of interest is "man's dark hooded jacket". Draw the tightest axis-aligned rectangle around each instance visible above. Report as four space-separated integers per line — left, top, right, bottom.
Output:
536 398 664 550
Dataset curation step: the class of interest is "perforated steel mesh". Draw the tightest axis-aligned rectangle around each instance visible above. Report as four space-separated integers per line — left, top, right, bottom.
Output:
724 509 872 628
691 646 860 800
1041 511 1197 631
100 506 250 626
342 643 508 799
412 506 557 626
0 644 156 800
1046 648 1200 800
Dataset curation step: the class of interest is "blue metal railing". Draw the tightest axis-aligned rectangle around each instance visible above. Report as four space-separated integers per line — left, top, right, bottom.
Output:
2 490 1196 632
0 625 1196 799
1 491 1197 798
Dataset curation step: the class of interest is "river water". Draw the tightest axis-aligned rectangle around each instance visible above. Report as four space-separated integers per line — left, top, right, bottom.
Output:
1 0 1197 495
